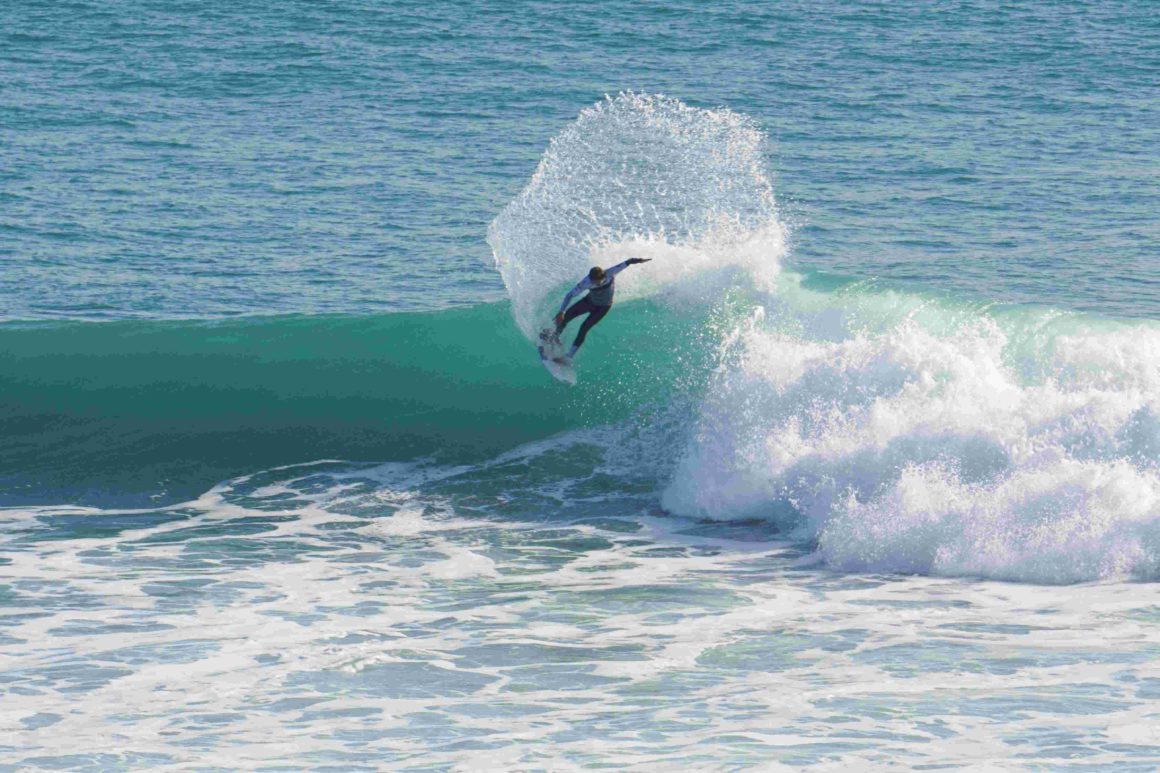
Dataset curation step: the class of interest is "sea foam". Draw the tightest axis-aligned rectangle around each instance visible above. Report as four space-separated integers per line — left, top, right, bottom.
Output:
663 283 1160 583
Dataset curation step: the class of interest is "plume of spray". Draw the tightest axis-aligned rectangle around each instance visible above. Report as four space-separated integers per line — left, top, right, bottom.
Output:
488 92 785 338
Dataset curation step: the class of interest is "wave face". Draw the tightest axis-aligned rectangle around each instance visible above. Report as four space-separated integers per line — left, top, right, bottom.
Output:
0 307 554 505
0 297 718 508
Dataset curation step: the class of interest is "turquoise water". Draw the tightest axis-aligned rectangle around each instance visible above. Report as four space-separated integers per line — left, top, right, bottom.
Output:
4 1 1160 769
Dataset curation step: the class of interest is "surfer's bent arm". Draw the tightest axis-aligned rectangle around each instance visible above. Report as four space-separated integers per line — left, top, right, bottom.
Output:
558 278 591 314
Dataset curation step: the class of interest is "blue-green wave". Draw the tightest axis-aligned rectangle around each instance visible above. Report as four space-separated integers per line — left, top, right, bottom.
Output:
0 300 711 507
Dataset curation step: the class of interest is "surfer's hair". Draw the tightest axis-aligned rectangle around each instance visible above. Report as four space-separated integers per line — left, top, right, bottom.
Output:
588 266 604 281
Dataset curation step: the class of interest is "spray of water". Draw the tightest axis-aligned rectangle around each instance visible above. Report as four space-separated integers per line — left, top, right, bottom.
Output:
488 92 785 337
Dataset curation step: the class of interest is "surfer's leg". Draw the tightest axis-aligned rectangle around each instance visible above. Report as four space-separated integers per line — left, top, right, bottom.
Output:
569 304 610 354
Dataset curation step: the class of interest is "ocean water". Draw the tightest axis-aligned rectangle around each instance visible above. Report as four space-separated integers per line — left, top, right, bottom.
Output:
3 1 1160 769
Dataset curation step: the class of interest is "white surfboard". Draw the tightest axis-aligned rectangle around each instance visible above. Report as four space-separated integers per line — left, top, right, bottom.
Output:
537 329 576 385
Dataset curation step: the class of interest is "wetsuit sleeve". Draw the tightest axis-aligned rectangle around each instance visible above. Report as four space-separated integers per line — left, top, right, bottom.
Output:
559 277 591 313
604 260 632 278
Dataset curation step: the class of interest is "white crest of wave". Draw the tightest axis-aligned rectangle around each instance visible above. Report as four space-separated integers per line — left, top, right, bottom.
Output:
488 92 785 338
662 292 1160 584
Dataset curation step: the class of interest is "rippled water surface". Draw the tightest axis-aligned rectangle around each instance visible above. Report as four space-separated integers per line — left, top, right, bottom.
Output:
4 0 1160 769
6 448 1160 769
3 0 1158 318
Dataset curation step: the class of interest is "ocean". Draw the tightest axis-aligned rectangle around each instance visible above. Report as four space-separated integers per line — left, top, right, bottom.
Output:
3 0 1160 769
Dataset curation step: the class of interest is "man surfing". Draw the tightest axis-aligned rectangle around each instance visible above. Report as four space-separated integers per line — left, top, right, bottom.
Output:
541 258 651 364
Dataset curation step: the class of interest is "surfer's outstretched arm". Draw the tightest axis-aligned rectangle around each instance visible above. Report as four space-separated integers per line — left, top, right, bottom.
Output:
603 257 650 278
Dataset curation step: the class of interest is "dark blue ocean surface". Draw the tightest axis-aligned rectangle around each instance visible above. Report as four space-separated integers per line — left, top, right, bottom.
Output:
3 0 1157 319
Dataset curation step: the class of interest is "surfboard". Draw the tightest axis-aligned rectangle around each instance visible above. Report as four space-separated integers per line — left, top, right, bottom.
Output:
537 328 576 385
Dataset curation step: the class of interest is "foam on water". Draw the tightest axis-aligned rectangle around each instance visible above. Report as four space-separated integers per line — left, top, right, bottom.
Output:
4 440 1160 769
663 276 1160 584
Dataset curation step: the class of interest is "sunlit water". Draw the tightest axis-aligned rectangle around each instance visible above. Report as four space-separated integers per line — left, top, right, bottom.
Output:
3 0 1160 769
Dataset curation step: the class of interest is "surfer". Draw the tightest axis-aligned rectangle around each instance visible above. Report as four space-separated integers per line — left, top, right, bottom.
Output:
550 258 651 362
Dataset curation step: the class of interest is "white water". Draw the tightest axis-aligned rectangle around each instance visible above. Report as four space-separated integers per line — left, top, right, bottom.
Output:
664 274 1160 584
4 439 1160 769
490 92 1160 587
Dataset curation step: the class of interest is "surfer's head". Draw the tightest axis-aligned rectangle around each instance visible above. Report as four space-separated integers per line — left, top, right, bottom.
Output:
588 266 605 282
